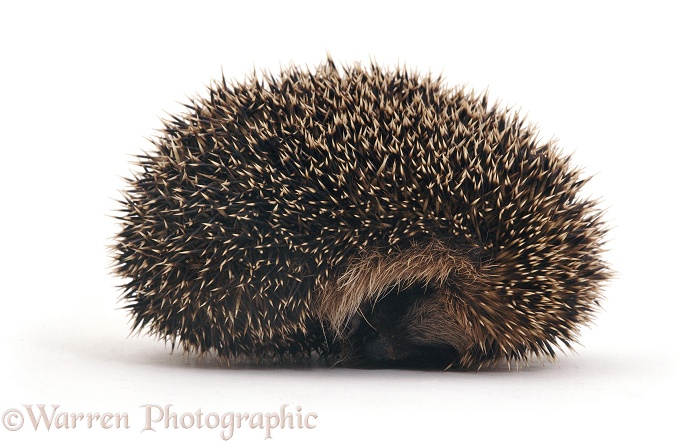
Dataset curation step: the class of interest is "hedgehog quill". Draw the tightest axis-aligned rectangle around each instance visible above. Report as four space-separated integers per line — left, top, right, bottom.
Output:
113 58 610 370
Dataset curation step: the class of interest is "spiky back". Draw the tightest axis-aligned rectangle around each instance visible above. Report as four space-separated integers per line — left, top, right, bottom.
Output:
113 59 609 367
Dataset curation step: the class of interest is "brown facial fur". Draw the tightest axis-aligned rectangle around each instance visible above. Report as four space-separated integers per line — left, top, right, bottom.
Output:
339 282 474 368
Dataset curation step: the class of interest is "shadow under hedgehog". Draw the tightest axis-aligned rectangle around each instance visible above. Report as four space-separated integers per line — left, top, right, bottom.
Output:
113 58 610 370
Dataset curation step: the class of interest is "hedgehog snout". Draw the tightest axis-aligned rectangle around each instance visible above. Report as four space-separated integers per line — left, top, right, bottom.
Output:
343 282 469 367
362 334 405 362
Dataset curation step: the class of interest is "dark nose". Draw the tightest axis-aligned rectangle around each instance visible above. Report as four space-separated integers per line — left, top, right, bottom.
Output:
363 335 400 362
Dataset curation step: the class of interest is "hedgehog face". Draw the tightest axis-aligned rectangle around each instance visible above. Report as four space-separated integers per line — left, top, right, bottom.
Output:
342 282 471 368
316 239 488 368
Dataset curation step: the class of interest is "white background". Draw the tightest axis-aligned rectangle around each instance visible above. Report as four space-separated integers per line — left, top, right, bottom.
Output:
1 1 690 441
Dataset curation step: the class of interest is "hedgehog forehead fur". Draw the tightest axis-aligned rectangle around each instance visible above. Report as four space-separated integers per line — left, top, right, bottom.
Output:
113 57 610 370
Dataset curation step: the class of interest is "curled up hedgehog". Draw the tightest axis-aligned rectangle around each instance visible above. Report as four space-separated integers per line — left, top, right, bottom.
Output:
113 58 610 370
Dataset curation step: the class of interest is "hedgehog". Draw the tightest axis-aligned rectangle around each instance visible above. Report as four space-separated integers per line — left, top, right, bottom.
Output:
112 58 610 370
